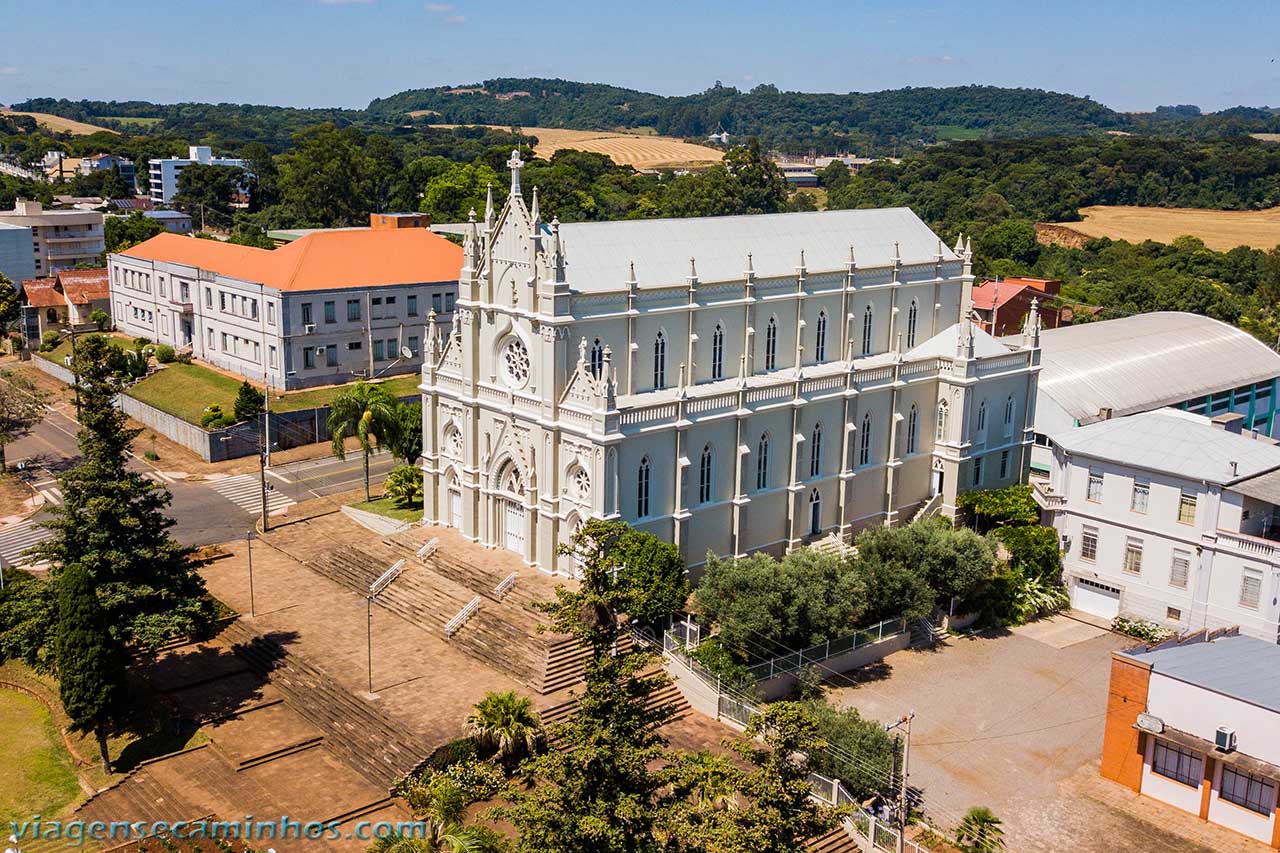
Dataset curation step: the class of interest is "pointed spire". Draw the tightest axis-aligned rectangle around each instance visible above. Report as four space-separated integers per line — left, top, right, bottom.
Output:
549 217 565 283
628 259 638 286
798 248 807 270
484 182 494 228
935 238 944 261
892 241 901 263
746 252 754 274
426 308 439 351
953 233 964 254
465 207 479 263
964 237 972 258
849 245 857 266
689 257 698 280
530 185 540 225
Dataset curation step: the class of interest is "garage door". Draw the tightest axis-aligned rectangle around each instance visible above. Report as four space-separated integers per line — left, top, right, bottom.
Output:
1072 578 1121 620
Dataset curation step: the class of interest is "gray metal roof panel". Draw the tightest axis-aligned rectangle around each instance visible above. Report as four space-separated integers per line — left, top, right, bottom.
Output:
553 207 954 291
1120 634 1280 713
1016 313 1280 425
1050 408 1280 484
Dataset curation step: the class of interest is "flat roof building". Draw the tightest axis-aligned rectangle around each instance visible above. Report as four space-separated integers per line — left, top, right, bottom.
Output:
0 199 105 275
148 146 246 206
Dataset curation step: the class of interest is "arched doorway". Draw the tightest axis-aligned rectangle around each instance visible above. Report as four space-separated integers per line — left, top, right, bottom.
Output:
496 461 526 555
447 471 462 530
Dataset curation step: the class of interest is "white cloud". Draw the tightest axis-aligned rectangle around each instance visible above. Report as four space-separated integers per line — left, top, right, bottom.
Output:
424 3 464 24
907 54 958 65
0 66 18 75
424 2 453 10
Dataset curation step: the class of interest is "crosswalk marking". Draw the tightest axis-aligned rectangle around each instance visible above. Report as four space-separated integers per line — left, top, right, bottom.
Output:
0 520 53 569
38 486 63 506
209 474 296 516
144 471 176 485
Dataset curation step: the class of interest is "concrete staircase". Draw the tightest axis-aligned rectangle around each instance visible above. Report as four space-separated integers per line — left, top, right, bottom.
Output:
220 621 431 790
910 617 947 648
74 758 204 827
807 825 862 852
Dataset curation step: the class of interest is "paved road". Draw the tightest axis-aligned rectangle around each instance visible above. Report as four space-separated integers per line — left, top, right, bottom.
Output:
265 448 399 503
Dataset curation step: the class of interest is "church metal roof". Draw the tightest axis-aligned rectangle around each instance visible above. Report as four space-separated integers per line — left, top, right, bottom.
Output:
552 207 955 291
1024 312 1280 425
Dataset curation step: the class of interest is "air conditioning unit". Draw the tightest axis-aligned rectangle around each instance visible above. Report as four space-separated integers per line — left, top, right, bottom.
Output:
304 323 316 335
1216 726 1237 752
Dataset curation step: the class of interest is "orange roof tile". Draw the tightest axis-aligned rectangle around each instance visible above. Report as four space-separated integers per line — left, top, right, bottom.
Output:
57 268 109 303
21 278 64 308
972 279 1029 312
117 229 463 292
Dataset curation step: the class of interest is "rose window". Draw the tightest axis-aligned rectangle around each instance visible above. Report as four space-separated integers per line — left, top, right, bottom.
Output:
502 338 530 388
573 468 591 502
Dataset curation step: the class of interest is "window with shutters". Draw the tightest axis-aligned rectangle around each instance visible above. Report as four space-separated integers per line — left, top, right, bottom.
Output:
1178 491 1197 525
1241 568 1263 609
1123 537 1143 575
1169 550 1190 589
1081 527 1098 562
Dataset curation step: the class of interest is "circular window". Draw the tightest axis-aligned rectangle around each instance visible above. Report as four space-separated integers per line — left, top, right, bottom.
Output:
573 467 591 502
446 428 464 458
501 337 530 388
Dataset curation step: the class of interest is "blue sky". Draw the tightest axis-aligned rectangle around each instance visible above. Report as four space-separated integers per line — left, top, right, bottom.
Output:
1 0 1277 112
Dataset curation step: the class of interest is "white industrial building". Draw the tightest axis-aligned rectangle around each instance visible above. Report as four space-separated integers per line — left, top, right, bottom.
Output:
1040 407 1280 642
419 152 1042 576
1021 313 1280 476
0 200 105 275
148 146 246 206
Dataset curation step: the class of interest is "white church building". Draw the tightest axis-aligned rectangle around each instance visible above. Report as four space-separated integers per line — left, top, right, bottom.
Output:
419 152 1043 576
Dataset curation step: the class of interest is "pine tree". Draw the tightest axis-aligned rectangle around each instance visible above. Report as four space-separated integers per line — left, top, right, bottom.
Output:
32 335 214 653
56 561 126 773
499 519 674 853
233 380 265 422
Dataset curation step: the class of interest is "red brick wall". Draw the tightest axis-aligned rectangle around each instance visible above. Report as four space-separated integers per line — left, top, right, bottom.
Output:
1100 654 1151 791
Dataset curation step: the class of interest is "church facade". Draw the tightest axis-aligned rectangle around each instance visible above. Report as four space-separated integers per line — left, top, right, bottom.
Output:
419 153 1042 576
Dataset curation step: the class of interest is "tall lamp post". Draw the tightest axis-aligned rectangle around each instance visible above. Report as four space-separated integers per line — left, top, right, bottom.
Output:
886 711 915 853
245 530 256 618
364 559 405 698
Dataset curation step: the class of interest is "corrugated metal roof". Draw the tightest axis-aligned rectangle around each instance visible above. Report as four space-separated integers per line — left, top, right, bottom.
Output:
553 208 954 291
1023 313 1280 425
1050 408 1280 484
1119 634 1280 713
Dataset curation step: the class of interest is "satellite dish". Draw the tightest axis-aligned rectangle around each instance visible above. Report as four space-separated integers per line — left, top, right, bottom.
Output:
400 346 414 359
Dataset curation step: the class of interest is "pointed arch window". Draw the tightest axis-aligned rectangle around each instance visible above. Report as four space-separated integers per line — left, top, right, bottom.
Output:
861 305 874 356
637 456 651 517
859 412 873 467
977 400 987 440
810 422 823 478
653 331 667 389
590 338 604 379
699 444 714 504
756 433 770 490
1003 394 1016 437
907 404 918 455
907 300 919 348
815 310 828 362
765 316 778 371
712 323 725 381
808 488 822 536
936 401 949 443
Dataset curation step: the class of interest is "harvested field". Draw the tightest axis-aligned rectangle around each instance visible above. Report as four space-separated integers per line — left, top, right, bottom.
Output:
1 110 117 135
433 124 723 170
1052 204 1280 251
1249 133 1280 143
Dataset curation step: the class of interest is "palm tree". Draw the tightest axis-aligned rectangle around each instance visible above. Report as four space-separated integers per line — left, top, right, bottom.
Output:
367 828 494 853
327 380 399 502
465 690 543 768
671 750 738 812
393 776 503 852
956 806 1006 852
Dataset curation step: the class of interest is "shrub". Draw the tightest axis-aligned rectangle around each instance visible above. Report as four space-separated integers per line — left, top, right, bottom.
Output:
154 344 176 364
384 464 424 506
39 330 60 352
132 336 151 349
957 484 1039 532
208 414 236 429
233 380 265 422
1010 574 1068 623
89 308 110 330
143 450 159 461
199 404 224 428
688 636 754 689
802 700 901 801
991 524 1061 582
174 350 192 364
1113 616 1176 644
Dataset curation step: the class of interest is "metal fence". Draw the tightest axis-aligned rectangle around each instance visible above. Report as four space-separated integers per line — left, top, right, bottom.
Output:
744 617 908 682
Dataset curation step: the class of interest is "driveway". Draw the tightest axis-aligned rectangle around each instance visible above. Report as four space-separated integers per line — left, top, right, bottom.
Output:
824 613 1268 852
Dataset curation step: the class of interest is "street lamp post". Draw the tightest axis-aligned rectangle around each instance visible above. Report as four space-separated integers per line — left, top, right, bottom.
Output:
245 530 256 618
886 711 915 853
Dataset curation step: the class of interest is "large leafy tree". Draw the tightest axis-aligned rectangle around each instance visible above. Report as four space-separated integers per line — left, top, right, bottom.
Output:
567 518 687 625
0 272 20 333
30 335 215 653
278 123 375 227
327 380 399 502
386 400 424 465
173 163 244 229
104 212 164 254
0 369 47 471
55 561 126 773
499 521 674 853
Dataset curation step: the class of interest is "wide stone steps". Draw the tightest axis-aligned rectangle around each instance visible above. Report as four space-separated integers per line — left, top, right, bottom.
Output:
75 757 204 828
807 825 861 853
221 621 430 790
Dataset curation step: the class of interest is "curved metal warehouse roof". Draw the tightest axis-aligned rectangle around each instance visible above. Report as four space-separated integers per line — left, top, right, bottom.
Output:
1029 312 1280 425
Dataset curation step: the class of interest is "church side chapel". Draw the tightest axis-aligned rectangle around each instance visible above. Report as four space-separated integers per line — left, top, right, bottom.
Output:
420 151 1042 577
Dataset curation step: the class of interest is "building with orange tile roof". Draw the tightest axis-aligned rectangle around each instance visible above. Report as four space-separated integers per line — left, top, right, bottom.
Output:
17 268 111 344
107 216 462 389
971 276 1061 336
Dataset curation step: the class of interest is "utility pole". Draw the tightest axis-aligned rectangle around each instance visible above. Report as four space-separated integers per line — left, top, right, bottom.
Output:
245 530 256 617
887 710 915 853
258 446 269 533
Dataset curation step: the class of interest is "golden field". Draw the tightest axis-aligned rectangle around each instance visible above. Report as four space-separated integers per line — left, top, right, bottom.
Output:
430 123 723 170
1054 205 1280 251
2 110 116 135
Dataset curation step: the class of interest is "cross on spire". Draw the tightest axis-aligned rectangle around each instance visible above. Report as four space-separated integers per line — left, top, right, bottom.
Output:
507 149 524 196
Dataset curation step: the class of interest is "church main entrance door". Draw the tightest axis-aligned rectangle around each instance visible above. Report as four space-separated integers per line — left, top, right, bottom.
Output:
503 499 525 554
449 489 462 529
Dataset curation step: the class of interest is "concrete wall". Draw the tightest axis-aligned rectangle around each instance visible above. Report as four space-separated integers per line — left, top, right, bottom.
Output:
753 631 912 701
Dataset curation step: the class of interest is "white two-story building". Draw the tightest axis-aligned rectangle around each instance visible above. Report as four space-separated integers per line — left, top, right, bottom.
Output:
109 216 461 389
1040 408 1280 642
420 152 1042 577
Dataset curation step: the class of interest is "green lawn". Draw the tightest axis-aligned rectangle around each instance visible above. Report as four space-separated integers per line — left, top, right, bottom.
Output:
127 362 243 423
350 496 423 523
101 116 162 127
270 373 420 413
36 332 138 365
0 689 82 824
